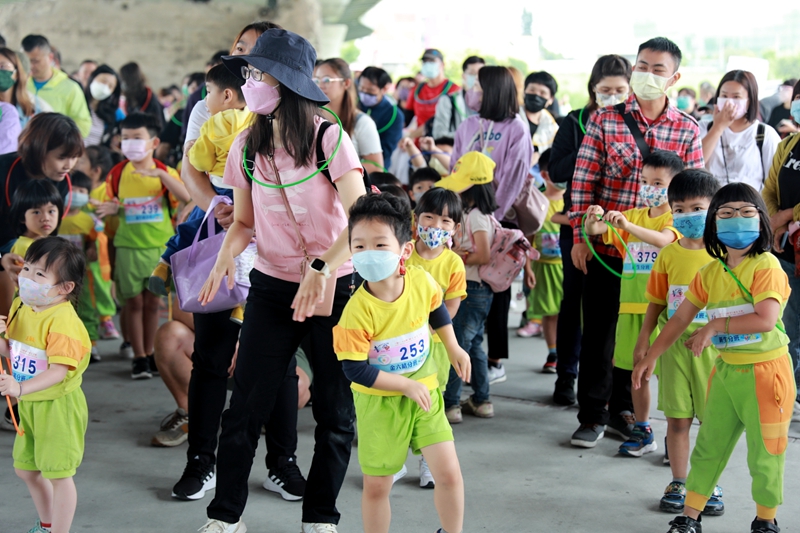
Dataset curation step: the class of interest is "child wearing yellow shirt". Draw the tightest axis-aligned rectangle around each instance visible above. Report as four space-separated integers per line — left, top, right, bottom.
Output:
582 151 683 452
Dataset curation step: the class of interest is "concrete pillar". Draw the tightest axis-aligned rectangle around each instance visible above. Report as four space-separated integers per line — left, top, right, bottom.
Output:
318 24 348 60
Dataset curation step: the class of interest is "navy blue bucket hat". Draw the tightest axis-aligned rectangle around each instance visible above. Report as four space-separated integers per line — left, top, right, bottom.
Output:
222 29 329 105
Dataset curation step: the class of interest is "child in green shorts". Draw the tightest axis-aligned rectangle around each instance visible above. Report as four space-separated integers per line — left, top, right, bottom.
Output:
634 182 794 533
333 193 471 533
634 170 723 515
0 237 91 533
94 112 189 380
584 151 683 453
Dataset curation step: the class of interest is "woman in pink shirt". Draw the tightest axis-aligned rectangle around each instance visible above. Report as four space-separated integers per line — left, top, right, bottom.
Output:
197 29 365 533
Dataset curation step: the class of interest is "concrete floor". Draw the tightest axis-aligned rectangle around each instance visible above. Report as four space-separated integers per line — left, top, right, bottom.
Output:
3 313 800 533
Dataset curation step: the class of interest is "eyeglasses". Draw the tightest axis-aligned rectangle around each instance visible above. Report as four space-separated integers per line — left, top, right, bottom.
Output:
241 66 265 82
716 205 760 219
313 77 344 86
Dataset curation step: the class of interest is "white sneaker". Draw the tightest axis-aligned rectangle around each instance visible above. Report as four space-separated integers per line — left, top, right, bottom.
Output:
119 341 134 360
90 345 101 362
392 463 408 485
302 524 338 533
419 457 434 489
487 364 507 385
198 519 247 533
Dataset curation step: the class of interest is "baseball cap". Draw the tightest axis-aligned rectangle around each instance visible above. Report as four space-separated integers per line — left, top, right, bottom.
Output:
435 152 495 193
421 49 444 62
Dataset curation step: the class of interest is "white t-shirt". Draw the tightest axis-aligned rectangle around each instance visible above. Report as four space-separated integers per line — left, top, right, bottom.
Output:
186 100 211 144
699 121 780 192
457 208 495 283
350 112 382 158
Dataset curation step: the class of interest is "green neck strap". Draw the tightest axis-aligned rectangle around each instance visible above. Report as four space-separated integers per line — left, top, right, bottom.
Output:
581 213 637 279
578 107 587 135
242 106 343 189
715 258 787 334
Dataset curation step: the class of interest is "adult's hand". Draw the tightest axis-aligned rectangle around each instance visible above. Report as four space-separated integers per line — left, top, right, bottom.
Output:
774 225 788 253
711 100 737 131
770 208 793 232
291 270 326 322
214 203 235 230
197 253 236 307
1 253 23 284
570 242 592 275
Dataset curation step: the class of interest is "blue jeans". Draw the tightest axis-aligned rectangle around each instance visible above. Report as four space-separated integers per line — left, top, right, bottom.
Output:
777 257 800 397
162 187 234 262
444 281 494 407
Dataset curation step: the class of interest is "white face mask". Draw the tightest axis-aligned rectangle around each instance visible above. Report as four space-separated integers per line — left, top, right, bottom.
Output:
630 71 674 101
89 80 113 101
716 97 749 120
595 92 628 107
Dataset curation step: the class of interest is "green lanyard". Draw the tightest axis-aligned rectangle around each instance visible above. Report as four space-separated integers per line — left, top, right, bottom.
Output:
716 258 787 334
578 107 587 135
242 106 343 189
581 213 637 279
367 105 398 134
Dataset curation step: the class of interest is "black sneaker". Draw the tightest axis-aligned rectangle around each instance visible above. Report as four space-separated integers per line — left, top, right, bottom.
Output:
570 423 605 448
751 518 779 533
172 461 216 501
553 377 576 405
606 410 634 440
262 456 306 501
131 357 153 380
147 353 159 375
667 515 701 533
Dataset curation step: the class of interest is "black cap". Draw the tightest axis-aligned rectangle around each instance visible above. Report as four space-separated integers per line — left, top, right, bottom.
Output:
421 49 444 62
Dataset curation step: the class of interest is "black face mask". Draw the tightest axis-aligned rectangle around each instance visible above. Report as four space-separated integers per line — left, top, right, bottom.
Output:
524 94 547 113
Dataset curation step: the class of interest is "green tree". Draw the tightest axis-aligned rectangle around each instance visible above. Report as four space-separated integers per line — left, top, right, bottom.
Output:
340 41 360 64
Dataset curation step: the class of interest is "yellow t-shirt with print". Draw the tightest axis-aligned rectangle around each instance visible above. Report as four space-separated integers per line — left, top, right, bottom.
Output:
333 265 444 396
10 236 36 258
686 253 790 365
407 246 466 344
109 161 180 249
603 207 680 314
59 211 97 249
2 298 91 402
534 198 565 265
189 107 251 177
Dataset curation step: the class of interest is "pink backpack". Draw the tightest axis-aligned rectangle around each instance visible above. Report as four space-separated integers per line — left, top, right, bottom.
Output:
468 211 538 292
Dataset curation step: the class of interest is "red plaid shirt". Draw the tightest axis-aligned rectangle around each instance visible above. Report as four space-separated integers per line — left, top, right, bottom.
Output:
569 94 704 256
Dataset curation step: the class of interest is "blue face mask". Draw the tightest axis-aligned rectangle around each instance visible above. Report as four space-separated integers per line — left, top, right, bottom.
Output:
716 216 760 250
352 250 401 282
791 100 800 125
65 191 89 209
420 61 440 79
359 91 379 108
673 210 707 240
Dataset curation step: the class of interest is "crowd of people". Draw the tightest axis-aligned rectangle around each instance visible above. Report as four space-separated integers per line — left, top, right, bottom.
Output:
0 23 799 533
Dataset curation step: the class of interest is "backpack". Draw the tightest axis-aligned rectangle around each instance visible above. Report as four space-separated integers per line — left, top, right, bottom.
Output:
468 211 537 292
316 120 372 191
105 158 174 217
511 173 549 236
423 91 460 138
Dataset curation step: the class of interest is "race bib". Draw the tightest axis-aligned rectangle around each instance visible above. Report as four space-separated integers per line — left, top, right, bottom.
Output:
667 284 708 323
9 340 48 382
541 232 561 258
623 242 659 274
59 234 84 248
368 324 430 374
124 197 164 224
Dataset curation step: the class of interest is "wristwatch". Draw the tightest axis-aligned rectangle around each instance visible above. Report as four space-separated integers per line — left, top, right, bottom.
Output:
310 258 331 279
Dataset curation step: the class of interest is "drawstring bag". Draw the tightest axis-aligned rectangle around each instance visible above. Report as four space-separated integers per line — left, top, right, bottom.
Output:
171 195 257 313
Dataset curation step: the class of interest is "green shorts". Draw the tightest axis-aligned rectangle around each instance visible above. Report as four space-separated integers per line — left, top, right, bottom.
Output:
528 261 563 318
431 341 449 393
354 388 453 477
14 389 88 479
114 247 163 301
657 331 718 421
614 313 661 373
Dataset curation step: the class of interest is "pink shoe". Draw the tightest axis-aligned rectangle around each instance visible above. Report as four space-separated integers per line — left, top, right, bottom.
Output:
99 319 120 340
516 321 542 338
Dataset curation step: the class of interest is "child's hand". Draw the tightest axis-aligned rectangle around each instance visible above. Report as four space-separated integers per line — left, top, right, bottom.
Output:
604 210 628 230
402 378 432 412
399 137 420 156
0 374 21 398
586 205 605 219
94 200 120 218
449 345 471 384
0 315 6 336
684 325 715 357
631 355 657 391
633 336 649 366
525 263 536 289
134 167 167 180
419 137 436 153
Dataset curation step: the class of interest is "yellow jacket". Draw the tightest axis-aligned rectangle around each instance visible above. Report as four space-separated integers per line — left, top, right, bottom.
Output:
27 69 92 137
189 107 251 177
762 133 800 219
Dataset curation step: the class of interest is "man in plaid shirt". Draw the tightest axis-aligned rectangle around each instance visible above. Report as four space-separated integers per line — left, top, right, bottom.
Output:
567 37 704 448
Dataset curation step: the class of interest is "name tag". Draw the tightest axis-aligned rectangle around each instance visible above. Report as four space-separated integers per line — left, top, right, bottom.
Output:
9 340 48 382
623 242 659 274
124 197 164 224
708 303 754 320
667 285 708 323
369 324 430 374
541 232 561 258
712 333 762 348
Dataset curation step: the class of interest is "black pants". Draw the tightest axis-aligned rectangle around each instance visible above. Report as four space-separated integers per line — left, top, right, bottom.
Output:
556 228 584 381
187 311 299 470
486 286 511 360
207 272 355 525
576 254 622 425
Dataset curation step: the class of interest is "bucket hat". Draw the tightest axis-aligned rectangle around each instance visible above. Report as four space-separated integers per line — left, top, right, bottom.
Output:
222 29 329 105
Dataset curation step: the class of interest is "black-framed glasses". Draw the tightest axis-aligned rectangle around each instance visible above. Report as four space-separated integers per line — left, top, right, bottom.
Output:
241 66 264 82
716 205 760 219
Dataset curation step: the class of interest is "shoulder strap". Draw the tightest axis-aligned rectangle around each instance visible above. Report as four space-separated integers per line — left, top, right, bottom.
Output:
316 120 334 183
615 102 651 159
106 160 129 199
449 93 459 131
756 122 766 183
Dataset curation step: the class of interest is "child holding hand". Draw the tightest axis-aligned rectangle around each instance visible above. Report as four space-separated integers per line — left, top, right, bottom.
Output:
333 193 470 533
0 237 91 533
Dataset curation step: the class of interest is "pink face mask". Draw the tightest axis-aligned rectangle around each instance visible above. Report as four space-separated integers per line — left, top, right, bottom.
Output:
716 97 749 120
121 139 150 162
464 88 482 112
242 77 282 115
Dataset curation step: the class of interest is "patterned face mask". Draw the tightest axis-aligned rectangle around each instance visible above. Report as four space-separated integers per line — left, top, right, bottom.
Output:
639 184 669 208
672 210 707 239
417 225 452 249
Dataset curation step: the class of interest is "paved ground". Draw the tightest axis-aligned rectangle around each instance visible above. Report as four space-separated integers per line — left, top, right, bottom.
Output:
3 307 800 532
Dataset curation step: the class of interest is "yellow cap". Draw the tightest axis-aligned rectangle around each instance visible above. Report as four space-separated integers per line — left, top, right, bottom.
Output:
435 152 495 193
